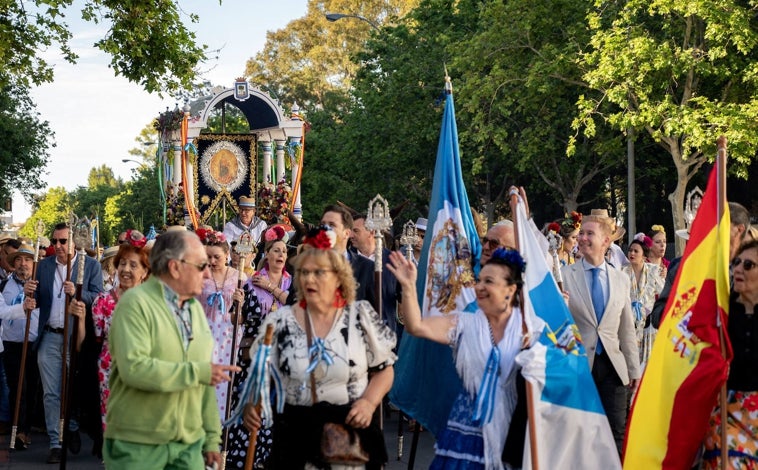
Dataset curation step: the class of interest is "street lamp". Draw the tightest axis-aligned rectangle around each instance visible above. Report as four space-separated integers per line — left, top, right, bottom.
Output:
325 12 379 30
122 158 142 165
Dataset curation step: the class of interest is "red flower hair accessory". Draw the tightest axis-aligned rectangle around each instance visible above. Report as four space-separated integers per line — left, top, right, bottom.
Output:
634 232 653 249
125 229 147 248
304 226 336 250
264 225 288 243
196 228 226 246
547 222 561 233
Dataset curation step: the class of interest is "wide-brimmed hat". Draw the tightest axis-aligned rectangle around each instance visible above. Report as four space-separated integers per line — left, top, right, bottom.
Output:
589 209 626 242
675 228 690 241
415 217 428 231
239 196 256 208
100 245 120 262
7 242 35 264
0 233 15 246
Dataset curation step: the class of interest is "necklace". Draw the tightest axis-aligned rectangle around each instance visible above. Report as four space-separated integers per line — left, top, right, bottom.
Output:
213 266 229 291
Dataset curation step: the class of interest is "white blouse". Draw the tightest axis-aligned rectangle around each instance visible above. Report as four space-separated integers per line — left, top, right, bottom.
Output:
254 300 397 406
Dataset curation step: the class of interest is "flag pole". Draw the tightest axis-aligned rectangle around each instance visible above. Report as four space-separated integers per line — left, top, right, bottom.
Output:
715 135 728 470
509 188 540 470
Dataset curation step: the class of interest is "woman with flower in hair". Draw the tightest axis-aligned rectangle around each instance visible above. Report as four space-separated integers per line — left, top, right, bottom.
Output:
622 234 664 368
647 224 670 278
238 226 396 469
91 230 150 439
197 228 246 419
388 247 527 470
224 225 291 469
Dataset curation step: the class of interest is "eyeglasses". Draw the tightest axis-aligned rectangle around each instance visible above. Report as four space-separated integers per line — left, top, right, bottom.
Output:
732 257 757 271
481 237 514 251
296 268 335 279
180 259 209 271
50 238 68 245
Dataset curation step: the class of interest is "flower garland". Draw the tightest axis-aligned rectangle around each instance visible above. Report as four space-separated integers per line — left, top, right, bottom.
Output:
153 109 185 132
257 179 292 225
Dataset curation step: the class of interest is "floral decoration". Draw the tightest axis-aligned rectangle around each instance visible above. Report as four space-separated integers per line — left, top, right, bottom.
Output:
651 224 666 235
153 108 185 132
633 232 654 249
257 178 292 225
165 182 199 228
304 226 336 250
547 222 561 233
196 227 226 245
561 211 582 231
125 229 147 248
264 225 288 243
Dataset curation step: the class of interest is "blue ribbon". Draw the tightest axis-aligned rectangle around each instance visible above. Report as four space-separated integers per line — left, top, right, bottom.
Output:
472 346 501 426
184 142 197 155
206 291 225 315
305 337 334 374
224 343 284 429
632 300 643 322
11 291 24 306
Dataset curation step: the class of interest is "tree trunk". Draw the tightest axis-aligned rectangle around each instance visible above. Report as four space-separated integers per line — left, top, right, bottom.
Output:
668 146 689 257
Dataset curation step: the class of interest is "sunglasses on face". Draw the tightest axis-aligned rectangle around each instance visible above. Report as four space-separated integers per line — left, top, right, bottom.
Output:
180 259 209 271
296 268 335 279
732 257 757 271
481 237 515 251
50 238 68 245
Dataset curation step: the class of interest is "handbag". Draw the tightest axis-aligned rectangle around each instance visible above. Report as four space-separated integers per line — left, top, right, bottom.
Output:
304 311 370 465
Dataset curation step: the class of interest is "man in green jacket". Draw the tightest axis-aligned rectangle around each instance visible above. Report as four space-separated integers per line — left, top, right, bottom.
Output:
104 230 239 469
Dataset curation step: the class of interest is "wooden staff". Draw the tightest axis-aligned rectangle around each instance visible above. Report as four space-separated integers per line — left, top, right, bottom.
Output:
221 233 254 469
10 221 44 450
60 217 90 470
244 324 275 470
716 136 728 470
58 215 76 444
509 188 540 470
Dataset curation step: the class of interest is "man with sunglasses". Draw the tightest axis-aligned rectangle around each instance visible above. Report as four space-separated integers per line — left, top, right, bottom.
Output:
103 230 239 470
32 221 103 463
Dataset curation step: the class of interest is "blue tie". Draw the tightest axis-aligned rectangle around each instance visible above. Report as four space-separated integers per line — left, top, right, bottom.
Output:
591 267 605 355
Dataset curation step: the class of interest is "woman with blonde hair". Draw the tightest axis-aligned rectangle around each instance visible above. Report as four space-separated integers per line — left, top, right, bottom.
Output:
647 224 670 277
240 226 395 469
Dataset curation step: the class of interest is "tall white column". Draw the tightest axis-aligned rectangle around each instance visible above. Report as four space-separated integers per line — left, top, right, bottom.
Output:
289 136 302 220
275 140 286 183
261 141 273 184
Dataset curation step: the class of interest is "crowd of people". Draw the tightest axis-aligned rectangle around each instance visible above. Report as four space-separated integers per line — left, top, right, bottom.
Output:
0 193 754 469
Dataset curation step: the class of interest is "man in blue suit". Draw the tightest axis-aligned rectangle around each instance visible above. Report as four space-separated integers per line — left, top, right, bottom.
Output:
33 222 103 463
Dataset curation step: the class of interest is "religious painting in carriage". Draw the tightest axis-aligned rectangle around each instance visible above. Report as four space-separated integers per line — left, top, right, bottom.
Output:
193 134 257 228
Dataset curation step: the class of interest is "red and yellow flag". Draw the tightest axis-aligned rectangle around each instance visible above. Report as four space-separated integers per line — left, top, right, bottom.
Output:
623 166 732 469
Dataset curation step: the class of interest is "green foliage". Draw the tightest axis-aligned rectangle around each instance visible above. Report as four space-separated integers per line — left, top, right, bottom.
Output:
19 187 71 239
0 82 52 203
1 0 208 93
244 0 419 108
578 0 758 227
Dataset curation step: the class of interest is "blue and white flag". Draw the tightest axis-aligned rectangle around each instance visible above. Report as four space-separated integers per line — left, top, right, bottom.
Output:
514 200 621 468
389 79 481 435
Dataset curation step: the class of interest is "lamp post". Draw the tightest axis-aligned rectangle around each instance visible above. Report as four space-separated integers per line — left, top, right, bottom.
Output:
121 158 143 166
325 12 380 30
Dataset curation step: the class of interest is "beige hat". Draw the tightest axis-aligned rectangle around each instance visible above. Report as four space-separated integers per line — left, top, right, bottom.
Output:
0 233 15 246
101 245 120 261
7 242 35 264
239 196 256 208
589 209 626 242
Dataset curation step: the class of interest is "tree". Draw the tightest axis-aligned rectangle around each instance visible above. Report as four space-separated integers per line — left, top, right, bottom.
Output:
1 0 208 93
19 187 72 239
244 0 419 109
576 0 758 253
0 83 52 202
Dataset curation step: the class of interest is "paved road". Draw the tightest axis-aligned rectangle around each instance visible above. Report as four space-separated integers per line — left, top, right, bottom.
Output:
0 410 435 469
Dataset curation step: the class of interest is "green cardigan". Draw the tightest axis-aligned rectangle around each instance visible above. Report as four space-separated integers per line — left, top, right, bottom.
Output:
104 276 220 453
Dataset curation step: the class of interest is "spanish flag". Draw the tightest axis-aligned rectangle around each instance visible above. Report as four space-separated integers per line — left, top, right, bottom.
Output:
623 165 732 468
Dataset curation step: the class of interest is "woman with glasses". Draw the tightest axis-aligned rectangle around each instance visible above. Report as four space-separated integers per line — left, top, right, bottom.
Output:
90 229 150 454
237 226 396 469
703 240 758 469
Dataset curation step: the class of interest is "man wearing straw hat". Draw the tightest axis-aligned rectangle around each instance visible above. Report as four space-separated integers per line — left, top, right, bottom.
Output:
223 196 267 245
561 210 640 454
1 242 40 449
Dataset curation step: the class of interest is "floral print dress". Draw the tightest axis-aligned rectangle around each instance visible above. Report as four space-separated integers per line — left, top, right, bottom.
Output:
199 267 243 420
92 290 118 430
621 263 664 369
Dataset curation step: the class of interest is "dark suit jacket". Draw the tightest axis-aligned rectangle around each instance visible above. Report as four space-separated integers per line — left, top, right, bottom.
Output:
349 250 376 307
351 248 402 334
35 253 103 345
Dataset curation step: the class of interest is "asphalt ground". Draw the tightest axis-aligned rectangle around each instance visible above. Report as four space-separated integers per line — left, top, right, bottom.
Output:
0 409 436 469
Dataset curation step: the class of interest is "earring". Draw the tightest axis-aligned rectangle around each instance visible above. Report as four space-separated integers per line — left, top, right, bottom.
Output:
333 289 346 308
505 295 510 301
